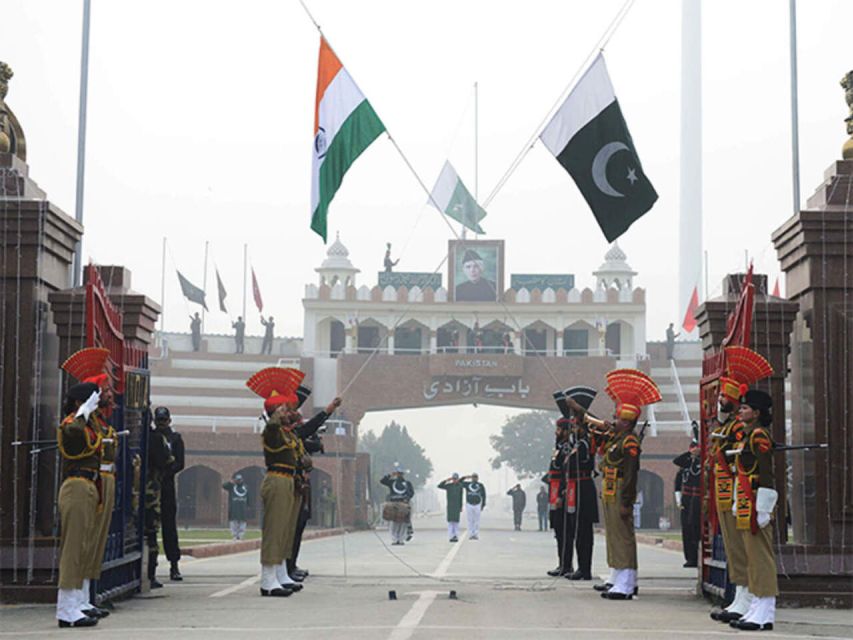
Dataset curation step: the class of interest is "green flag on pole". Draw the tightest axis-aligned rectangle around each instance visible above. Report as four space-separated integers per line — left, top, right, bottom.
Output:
540 54 657 242
428 161 486 234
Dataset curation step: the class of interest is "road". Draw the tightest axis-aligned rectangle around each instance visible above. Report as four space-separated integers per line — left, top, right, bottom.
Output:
1 512 850 639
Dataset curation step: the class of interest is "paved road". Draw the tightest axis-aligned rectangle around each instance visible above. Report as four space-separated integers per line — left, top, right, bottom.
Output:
2 513 851 639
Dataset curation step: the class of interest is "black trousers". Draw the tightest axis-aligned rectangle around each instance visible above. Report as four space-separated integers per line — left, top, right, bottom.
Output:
680 496 701 565
565 511 595 577
549 510 572 572
287 505 311 573
513 509 523 529
160 481 181 563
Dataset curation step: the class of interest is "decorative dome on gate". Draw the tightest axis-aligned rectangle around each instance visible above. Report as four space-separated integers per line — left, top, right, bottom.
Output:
315 232 360 287
593 241 637 290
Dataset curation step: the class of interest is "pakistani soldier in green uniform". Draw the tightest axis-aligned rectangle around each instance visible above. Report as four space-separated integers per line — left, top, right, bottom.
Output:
438 473 464 541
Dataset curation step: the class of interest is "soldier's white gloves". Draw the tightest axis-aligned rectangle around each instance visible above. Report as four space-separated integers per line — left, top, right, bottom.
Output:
76 390 101 421
755 487 778 529
675 491 682 508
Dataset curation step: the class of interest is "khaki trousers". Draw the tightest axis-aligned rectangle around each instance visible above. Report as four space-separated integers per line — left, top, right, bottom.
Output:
58 478 98 589
260 473 296 566
718 509 748 585
741 524 778 597
602 480 637 570
86 473 115 579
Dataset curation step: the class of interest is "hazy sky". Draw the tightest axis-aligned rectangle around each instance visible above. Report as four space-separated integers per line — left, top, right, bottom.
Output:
3 0 851 342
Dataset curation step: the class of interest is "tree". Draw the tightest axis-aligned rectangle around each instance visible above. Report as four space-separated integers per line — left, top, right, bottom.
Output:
358 421 433 505
489 411 559 478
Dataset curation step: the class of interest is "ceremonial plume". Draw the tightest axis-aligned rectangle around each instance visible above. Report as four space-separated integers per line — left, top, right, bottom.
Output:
62 347 110 386
245 367 305 400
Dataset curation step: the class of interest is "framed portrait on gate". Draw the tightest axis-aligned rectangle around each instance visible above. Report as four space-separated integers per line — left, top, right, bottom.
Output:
448 239 504 303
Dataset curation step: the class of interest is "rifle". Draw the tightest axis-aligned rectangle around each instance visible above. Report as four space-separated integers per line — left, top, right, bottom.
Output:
725 442 828 457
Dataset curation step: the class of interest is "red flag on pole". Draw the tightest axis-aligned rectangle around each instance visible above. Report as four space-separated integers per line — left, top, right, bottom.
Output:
251 267 263 312
682 285 699 332
772 277 781 298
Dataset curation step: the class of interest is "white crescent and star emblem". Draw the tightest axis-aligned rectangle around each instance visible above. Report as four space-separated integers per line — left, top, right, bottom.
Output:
392 480 407 494
592 141 639 198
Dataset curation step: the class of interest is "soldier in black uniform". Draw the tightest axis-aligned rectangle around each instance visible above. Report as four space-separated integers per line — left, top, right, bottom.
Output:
287 385 342 580
673 438 702 568
146 408 175 589
154 407 185 581
543 415 571 576
554 386 599 580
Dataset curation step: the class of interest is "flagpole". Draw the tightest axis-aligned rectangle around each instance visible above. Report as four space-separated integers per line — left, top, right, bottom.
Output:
72 0 92 287
788 0 801 215
242 243 248 322
160 237 166 337
202 241 209 333
473 80 478 241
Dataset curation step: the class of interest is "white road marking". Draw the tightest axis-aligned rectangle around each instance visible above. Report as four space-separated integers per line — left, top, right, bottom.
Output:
430 531 467 578
388 591 441 640
209 575 259 598
387 531 467 639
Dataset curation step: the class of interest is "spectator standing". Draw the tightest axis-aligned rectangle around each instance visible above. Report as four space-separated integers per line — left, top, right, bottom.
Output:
222 473 250 540
536 486 549 531
507 484 527 531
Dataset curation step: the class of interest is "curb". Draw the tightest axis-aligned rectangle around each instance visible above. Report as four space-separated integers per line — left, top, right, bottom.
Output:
183 527 349 559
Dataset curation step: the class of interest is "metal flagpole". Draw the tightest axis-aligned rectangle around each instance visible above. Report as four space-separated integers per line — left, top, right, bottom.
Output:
242 243 248 321
202 241 209 332
789 0 801 215
473 80 478 240
160 237 166 335
72 0 92 287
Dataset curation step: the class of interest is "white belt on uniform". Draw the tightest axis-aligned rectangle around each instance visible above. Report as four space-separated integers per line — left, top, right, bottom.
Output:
100 463 115 473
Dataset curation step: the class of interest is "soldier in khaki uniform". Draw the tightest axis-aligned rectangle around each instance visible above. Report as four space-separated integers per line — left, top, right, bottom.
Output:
59 347 114 621
709 346 773 624
55 382 103 628
729 389 779 632
246 367 308 597
578 369 661 600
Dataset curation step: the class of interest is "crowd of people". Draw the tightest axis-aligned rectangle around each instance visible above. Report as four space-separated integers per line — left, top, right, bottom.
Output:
55 345 782 632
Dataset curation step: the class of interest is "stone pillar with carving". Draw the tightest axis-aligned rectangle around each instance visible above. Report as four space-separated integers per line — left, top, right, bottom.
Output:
0 63 84 598
772 90 853 596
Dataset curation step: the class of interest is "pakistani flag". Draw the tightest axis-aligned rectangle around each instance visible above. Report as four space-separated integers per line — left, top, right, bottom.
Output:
311 37 386 242
176 271 208 310
429 161 486 234
215 268 228 313
540 54 657 242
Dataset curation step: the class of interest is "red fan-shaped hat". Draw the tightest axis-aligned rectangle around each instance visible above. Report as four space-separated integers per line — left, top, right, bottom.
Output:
605 368 662 421
246 367 305 411
61 347 110 388
720 346 773 402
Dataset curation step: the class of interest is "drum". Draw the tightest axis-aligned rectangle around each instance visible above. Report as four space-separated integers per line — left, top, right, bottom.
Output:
382 501 411 523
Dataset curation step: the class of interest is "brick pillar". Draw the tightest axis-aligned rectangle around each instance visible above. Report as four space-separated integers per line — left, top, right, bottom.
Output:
0 152 83 594
772 158 853 591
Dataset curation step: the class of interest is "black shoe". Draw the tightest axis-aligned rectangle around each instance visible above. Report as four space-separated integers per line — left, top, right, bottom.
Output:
81 607 110 619
731 620 773 631
150 579 163 589
593 582 613 592
470 535 478 540
601 591 633 600
170 563 183 581
260 587 292 597
449 537 458 542
547 566 563 577
289 573 304 583
58 617 98 628
567 570 592 581
294 567 309 577
711 610 742 623
292 570 308 580
281 582 303 592
559 567 574 577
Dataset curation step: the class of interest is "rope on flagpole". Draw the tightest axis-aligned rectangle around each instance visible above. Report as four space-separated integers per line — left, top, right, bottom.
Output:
482 0 636 209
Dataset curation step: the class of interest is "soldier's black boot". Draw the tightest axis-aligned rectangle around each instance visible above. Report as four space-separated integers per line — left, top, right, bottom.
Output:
148 549 162 589
170 561 183 581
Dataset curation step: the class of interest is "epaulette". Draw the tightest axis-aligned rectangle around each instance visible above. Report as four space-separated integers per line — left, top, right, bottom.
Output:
623 434 640 457
750 428 773 453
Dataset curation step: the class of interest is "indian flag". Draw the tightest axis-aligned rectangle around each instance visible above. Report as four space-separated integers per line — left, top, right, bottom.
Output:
311 38 386 242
